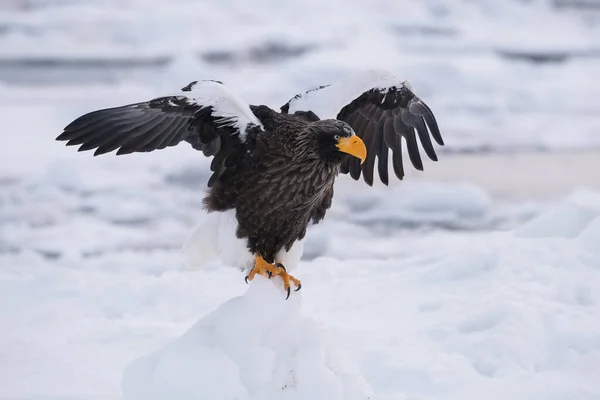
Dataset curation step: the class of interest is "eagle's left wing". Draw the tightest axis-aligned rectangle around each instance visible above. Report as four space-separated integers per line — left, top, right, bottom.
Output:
56 80 264 187
281 70 443 186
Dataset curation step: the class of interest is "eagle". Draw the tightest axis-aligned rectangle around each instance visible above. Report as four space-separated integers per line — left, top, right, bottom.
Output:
56 70 444 298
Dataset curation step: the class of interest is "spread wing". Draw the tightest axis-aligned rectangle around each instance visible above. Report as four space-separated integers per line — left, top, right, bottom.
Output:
56 80 264 187
281 70 443 186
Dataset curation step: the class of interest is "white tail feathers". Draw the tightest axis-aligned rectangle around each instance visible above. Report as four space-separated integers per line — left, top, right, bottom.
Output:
181 210 253 270
181 210 305 272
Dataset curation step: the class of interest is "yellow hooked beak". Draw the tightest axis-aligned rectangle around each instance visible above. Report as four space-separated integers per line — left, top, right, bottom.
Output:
336 135 367 164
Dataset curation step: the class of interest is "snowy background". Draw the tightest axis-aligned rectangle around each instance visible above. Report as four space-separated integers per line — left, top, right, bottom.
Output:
1 0 600 399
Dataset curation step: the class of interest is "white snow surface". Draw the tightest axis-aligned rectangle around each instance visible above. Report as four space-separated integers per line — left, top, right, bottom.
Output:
1 0 598 58
128 188 600 400
122 276 373 400
3 154 600 400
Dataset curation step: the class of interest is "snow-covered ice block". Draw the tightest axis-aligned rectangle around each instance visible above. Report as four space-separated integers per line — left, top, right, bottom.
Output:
393 183 491 218
579 216 600 254
344 182 492 231
513 204 597 239
122 276 373 400
514 188 600 239
566 189 600 209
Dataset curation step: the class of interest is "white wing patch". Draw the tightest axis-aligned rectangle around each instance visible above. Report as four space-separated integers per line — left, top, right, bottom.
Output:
286 69 413 119
178 80 263 141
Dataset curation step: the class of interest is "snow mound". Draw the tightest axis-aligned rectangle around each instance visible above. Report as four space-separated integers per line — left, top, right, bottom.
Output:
513 204 596 238
514 188 600 239
579 216 600 254
121 276 373 400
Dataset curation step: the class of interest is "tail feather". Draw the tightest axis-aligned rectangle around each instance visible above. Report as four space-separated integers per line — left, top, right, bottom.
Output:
181 210 305 272
181 210 253 270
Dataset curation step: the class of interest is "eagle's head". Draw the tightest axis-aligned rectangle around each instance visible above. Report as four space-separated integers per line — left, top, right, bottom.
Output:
310 119 366 165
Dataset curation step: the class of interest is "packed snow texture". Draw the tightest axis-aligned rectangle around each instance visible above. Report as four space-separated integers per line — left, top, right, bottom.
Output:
122 277 373 400
2 182 600 399
123 190 600 400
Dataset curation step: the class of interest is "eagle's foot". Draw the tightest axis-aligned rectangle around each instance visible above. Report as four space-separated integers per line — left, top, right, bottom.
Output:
245 256 301 299
274 263 302 299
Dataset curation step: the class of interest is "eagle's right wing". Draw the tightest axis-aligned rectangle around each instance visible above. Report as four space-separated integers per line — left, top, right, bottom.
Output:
281 70 443 186
56 80 264 187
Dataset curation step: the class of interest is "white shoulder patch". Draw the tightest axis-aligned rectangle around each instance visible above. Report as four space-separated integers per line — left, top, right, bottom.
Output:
178 80 263 140
286 69 412 119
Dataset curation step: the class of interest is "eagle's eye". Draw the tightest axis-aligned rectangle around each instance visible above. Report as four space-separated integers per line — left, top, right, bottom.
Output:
334 135 340 141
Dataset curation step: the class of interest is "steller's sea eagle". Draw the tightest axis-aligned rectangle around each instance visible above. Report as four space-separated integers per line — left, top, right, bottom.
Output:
56 70 444 298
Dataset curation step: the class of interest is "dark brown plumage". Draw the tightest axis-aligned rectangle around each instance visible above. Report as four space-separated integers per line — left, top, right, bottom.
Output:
56 75 443 297
204 106 344 263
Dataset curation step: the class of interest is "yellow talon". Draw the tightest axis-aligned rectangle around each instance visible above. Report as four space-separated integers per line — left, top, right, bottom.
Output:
245 256 302 299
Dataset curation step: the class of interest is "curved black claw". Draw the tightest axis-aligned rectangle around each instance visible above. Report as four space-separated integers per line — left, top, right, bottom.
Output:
275 263 286 271
244 275 249 284
267 270 273 279
285 286 291 300
295 283 302 292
